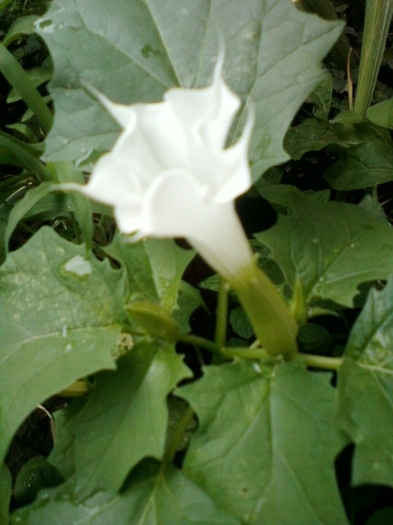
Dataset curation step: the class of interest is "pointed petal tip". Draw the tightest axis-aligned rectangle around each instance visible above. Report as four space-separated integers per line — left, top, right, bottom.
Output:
80 79 135 129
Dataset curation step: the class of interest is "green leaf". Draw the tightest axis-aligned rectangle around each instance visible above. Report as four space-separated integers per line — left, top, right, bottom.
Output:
229 306 253 339
284 118 344 160
11 463 239 524
14 456 63 505
0 0 13 9
0 463 11 525
284 116 391 161
324 141 393 190
51 161 93 250
255 187 393 309
337 277 393 487
36 0 342 180
367 98 393 129
105 235 194 313
0 43 53 134
144 239 195 313
0 227 128 464
49 342 191 499
308 71 333 121
179 360 348 525
173 281 204 333
104 235 158 301
47 398 84 481
7 64 52 103
2 15 39 48
6 123 39 143
0 130 51 181
4 182 55 252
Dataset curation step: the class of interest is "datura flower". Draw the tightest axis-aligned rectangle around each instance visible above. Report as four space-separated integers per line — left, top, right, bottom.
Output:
68 57 298 356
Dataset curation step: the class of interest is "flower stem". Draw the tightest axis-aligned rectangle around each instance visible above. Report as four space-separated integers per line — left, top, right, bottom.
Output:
215 276 228 347
176 332 221 354
297 354 343 371
220 347 270 360
231 262 299 357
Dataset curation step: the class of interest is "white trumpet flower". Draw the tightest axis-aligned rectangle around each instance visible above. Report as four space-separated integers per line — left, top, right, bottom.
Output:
67 56 298 355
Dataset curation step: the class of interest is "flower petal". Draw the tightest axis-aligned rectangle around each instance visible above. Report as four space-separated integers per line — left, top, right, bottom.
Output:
164 59 240 150
112 117 165 185
140 170 253 280
81 153 141 205
127 103 188 170
215 106 254 202
114 194 143 233
82 81 136 129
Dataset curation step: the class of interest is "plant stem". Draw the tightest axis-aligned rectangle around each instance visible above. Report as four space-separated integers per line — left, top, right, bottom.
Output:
178 330 342 370
176 332 221 354
0 43 53 133
354 0 393 119
298 353 343 370
215 276 228 347
163 405 195 465
220 346 270 360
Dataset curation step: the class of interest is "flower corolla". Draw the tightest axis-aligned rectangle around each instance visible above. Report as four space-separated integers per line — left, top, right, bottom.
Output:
74 57 255 281
66 58 299 356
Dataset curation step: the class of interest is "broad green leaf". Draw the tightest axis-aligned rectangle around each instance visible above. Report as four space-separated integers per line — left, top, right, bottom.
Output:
0 227 128 464
229 306 253 339
284 118 344 160
367 98 393 129
255 187 393 309
49 342 191 499
337 277 393 487
308 71 333 121
144 238 195 313
47 398 85 481
329 117 391 145
359 194 389 224
36 0 342 179
14 456 63 505
285 117 391 161
11 464 239 525
324 141 393 190
0 463 11 525
104 235 158 301
179 360 348 525
105 235 194 313
173 281 204 333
